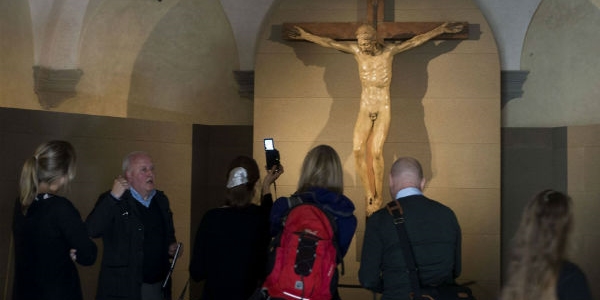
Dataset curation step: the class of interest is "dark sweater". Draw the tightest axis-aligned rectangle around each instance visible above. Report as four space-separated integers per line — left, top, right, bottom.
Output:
136 199 168 283
189 194 273 300
359 195 461 300
557 260 592 300
12 194 97 300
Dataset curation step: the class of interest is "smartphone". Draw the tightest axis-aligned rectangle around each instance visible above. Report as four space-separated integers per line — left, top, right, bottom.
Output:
264 138 280 170
264 138 275 151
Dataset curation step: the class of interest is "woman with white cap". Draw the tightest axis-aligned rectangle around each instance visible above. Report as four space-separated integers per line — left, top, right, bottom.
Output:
189 155 282 300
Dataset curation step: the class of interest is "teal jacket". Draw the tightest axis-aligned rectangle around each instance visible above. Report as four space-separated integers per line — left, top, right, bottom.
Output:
359 195 461 300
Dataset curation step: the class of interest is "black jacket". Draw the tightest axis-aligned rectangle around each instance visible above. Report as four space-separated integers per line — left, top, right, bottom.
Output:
86 190 176 300
13 194 97 300
189 194 273 300
557 260 592 300
359 194 461 300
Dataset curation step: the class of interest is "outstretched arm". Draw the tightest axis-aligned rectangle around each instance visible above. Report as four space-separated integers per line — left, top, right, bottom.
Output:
390 22 464 55
288 26 355 54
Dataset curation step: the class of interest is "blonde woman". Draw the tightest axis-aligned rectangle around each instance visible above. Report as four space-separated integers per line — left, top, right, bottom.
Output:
270 144 357 256
500 189 592 300
268 145 357 300
12 140 97 300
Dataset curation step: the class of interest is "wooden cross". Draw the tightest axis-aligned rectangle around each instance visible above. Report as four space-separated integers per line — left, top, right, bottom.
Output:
282 0 469 41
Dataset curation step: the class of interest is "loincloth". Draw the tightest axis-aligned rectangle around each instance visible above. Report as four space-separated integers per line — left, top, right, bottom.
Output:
369 112 378 121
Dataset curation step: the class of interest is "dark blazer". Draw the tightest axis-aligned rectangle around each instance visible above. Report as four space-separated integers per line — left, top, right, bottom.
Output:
359 194 462 300
13 194 97 300
86 190 176 300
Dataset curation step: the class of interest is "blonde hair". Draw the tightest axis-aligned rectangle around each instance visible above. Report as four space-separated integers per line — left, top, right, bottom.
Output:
499 189 572 300
297 145 343 194
19 140 76 214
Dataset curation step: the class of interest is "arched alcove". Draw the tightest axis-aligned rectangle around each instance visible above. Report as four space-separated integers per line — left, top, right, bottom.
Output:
254 0 501 298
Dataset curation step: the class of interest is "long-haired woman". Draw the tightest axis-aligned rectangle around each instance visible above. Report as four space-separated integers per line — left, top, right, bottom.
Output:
269 144 357 299
499 189 591 300
12 140 97 300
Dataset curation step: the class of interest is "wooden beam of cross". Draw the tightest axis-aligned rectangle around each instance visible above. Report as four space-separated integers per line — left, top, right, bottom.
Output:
282 0 469 41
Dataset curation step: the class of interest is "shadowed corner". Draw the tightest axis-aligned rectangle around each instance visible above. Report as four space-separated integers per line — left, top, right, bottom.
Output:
270 24 284 43
468 23 482 41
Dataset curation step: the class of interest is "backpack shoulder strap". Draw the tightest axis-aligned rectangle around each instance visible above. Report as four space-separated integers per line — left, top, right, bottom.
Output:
287 195 303 208
386 200 423 298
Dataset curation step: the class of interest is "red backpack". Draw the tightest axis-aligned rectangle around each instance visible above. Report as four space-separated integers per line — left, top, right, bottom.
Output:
262 198 341 300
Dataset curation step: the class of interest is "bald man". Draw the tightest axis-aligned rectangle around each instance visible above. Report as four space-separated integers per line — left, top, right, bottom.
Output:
359 157 462 299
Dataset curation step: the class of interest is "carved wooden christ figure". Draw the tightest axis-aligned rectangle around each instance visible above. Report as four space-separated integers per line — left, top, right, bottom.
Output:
284 0 468 216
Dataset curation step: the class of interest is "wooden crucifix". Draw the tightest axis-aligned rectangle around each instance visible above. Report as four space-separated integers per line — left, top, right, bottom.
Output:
282 0 470 216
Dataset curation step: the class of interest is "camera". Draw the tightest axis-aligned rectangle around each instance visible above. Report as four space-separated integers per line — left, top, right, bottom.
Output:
264 138 280 170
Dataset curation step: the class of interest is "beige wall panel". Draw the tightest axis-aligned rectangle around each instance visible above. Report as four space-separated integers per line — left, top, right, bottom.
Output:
338 287 375 300
426 187 500 235
567 124 600 299
462 234 500 298
567 125 600 194
567 190 600 299
567 147 586 192
424 54 500 98
391 53 499 99
254 98 358 141
255 53 360 98
423 98 499 143
426 143 500 188
267 2 360 24
582 146 600 193
462 234 500 281
568 191 600 237
383 141 438 182
567 125 600 147
386 99 431 143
